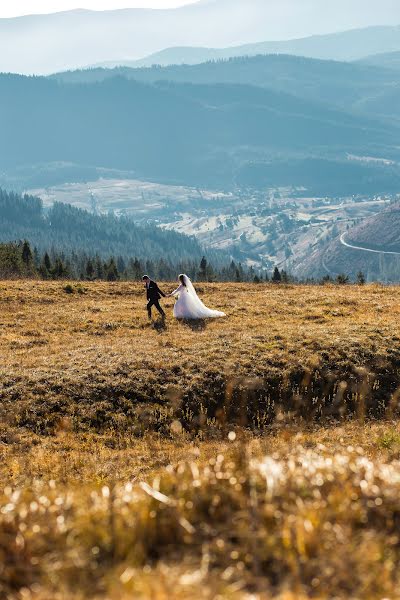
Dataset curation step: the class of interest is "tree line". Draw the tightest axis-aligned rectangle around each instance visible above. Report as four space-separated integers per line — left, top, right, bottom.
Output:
0 240 369 285
0 241 260 282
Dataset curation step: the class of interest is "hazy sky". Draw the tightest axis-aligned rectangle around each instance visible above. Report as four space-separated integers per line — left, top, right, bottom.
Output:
0 0 197 18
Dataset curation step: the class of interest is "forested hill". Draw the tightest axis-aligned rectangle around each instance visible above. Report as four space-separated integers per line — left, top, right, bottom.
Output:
1 73 399 191
0 188 207 262
54 54 395 112
359 51 400 71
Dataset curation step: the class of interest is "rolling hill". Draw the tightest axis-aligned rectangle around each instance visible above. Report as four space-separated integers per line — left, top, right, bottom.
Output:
359 50 400 70
55 54 399 116
94 25 400 69
297 201 400 280
356 86 400 121
344 201 400 252
1 73 399 192
1 1 400 75
0 187 206 262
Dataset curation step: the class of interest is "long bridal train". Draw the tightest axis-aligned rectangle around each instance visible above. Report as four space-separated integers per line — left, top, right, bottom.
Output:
170 274 226 320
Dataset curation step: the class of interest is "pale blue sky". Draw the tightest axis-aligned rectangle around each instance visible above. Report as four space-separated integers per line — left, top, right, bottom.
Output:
0 0 196 18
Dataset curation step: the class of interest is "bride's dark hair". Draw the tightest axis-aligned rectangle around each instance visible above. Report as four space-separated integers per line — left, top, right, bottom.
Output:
179 274 186 287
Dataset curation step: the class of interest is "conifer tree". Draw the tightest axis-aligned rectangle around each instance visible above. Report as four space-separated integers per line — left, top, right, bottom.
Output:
44 252 51 271
357 271 366 285
95 255 104 279
86 259 95 281
336 274 349 285
39 252 52 279
21 241 33 266
106 258 119 282
272 267 282 283
52 258 68 279
198 256 208 281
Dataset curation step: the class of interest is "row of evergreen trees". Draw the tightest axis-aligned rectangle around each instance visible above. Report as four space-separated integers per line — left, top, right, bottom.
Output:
0 240 369 285
0 241 264 282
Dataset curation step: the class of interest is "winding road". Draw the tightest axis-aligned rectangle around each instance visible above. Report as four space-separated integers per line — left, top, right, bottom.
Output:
340 233 400 256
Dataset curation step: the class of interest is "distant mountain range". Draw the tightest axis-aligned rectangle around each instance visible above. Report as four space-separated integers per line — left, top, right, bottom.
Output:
1 1 400 74
54 53 400 121
2 73 400 193
94 25 400 69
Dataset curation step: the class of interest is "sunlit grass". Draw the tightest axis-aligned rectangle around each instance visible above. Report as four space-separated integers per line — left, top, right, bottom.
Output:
1 281 400 598
1 281 400 435
2 439 400 599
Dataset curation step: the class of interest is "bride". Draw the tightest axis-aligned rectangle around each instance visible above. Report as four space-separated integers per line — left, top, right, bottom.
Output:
169 274 226 320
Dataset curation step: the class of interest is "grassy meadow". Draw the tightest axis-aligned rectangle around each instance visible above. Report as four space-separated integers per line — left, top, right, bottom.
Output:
1 281 400 599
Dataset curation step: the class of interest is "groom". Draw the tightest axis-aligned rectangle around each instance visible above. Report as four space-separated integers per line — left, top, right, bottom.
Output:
142 275 166 320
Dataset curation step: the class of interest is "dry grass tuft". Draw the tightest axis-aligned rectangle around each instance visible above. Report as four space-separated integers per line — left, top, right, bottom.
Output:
1 281 400 598
1 443 400 598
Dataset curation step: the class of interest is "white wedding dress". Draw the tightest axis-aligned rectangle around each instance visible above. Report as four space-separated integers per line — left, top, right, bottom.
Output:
171 275 226 319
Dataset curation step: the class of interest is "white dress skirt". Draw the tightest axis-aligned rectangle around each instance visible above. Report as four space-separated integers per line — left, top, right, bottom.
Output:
171 276 226 320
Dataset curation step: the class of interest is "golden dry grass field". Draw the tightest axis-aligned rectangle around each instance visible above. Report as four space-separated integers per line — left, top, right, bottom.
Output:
1 281 400 599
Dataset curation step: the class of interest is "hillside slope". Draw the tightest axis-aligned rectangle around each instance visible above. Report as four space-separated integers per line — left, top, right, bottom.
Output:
356 85 400 120
0 188 205 261
359 50 400 70
345 201 400 252
2 74 398 190
54 54 398 117
296 201 400 280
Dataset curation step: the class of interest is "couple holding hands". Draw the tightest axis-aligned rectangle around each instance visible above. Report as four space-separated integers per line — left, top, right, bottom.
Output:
143 274 225 321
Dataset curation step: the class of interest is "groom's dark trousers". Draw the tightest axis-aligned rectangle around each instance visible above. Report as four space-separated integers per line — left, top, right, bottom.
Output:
146 280 166 319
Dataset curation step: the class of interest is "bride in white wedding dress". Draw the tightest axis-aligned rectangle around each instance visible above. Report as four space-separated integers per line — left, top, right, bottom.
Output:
169 274 226 319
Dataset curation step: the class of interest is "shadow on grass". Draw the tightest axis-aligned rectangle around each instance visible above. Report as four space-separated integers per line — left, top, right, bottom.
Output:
153 317 168 333
178 318 207 332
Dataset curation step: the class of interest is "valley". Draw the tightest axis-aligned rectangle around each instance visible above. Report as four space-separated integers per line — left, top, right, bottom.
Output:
28 177 396 272
2 8 400 285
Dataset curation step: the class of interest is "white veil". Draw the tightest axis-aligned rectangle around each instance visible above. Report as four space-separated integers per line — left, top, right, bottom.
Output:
182 274 198 298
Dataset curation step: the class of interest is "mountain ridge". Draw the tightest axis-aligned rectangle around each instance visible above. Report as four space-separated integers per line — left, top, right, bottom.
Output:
53 53 400 120
2 72 400 195
1 1 400 74
91 25 400 69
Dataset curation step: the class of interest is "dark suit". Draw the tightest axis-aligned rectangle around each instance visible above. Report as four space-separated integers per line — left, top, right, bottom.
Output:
146 280 166 318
